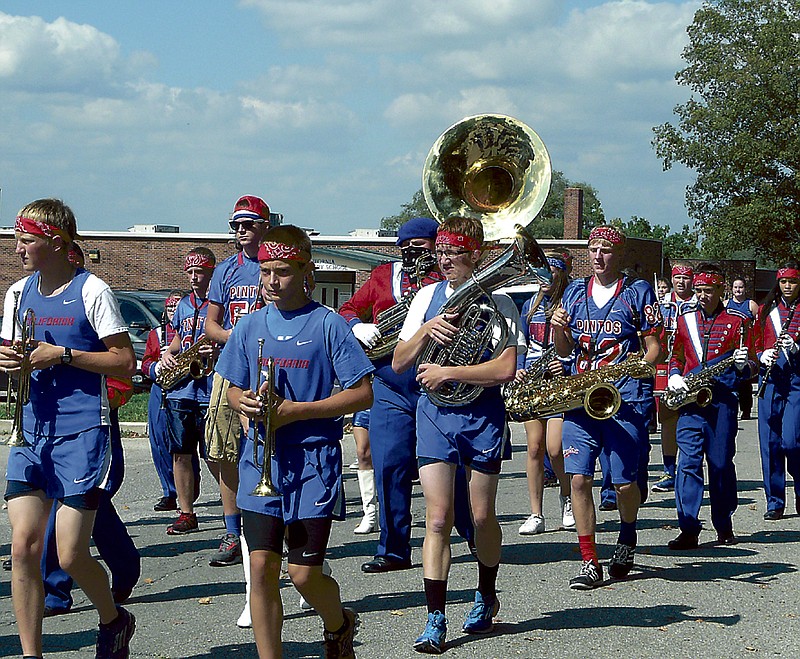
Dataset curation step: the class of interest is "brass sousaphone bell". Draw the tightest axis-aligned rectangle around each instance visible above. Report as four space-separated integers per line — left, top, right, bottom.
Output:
422 113 552 242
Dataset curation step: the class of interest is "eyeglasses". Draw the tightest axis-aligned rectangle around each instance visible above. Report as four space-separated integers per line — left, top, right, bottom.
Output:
435 249 470 260
229 220 262 232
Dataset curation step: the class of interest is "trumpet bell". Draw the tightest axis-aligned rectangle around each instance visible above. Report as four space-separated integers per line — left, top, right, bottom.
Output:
251 478 278 498
423 114 552 241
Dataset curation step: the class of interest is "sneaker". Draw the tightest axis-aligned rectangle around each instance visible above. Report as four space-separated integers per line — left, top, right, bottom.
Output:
209 533 242 566
560 495 575 529
166 512 198 535
95 606 135 659
598 500 617 511
519 514 545 535
413 611 447 654
652 473 675 493
608 543 635 579
323 607 358 659
462 591 500 634
543 468 558 488
300 560 332 610
569 560 603 590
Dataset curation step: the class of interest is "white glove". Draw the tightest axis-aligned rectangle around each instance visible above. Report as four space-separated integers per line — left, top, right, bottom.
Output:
733 347 749 371
352 323 381 348
778 333 798 354
153 361 164 376
760 348 778 367
667 374 688 394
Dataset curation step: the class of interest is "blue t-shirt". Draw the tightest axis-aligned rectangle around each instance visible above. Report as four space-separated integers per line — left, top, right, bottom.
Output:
167 292 212 403
207 252 262 330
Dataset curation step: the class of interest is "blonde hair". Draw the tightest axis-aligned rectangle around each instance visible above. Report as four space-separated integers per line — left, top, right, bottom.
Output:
17 198 77 242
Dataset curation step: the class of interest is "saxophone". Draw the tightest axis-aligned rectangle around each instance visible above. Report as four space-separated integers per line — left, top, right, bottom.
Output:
661 354 738 410
504 352 656 422
502 345 558 400
366 251 437 361
155 336 213 391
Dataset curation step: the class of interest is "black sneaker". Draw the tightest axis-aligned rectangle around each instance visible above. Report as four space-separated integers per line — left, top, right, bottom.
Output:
153 496 177 512
323 608 358 659
569 560 603 590
95 606 135 659
209 533 243 567
608 543 635 579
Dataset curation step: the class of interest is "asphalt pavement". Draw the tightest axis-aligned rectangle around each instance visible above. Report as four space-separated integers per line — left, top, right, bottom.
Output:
0 413 798 659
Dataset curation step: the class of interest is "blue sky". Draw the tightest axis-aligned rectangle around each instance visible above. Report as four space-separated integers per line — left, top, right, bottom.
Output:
0 1 701 235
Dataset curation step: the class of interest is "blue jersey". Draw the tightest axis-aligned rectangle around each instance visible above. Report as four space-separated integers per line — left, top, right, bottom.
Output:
20 270 110 437
207 252 262 330
726 298 755 321
167 292 212 403
215 301 374 514
561 276 661 402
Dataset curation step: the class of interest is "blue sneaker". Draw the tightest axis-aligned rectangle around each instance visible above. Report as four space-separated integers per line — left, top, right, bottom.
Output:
462 591 500 634
652 473 675 493
413 611 447 654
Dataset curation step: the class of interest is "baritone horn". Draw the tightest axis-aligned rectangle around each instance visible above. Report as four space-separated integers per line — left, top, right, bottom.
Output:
251 339 278 497
9 308 36 447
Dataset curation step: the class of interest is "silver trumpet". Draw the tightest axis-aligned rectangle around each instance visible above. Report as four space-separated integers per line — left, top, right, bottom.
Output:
9 308 36 447
5 291 20 415
251 339 278 497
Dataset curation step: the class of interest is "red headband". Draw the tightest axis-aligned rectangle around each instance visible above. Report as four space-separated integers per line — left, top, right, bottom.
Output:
15 216 71 243
588 226 625 246
777 267 800 281
435 230 481 252
671 264 694 277
165 295 182 308
184 253 215 271
258 241 311 262
693 272 724 287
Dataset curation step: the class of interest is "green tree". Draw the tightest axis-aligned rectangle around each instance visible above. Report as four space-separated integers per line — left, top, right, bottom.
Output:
617 215 703 259
652 0 800 263
380 189 430 232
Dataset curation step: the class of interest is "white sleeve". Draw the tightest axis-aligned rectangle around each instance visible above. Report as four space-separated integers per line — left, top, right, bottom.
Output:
398 283 438 342
1 278 29 342
82 275 129 340
492 292 526 354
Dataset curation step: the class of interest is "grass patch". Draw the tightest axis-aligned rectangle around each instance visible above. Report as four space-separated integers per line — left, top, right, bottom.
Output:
0 392 150 423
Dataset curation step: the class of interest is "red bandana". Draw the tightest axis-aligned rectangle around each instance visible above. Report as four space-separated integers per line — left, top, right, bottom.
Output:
777 267 800 281
258 241 310 262
693 272 724 287
671 264 694 277
435 230 480 252
588 226 625 246
184 253 215 271
15 216 71 243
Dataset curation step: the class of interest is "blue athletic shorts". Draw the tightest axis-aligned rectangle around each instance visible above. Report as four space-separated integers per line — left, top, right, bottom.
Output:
416 391 507 475
562 401 650 485
166 399 209 457
352 409 370 429
4 425 110 501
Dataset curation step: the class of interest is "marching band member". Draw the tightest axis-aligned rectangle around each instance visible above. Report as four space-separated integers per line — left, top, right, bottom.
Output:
216 225 373 659
0 199 137 659
666 263 756 549
754 262 800 520
393 216 524 653
652 263 698 494
552 225 662 590
515 249 574 535
158 247 216 535
726 277 759 420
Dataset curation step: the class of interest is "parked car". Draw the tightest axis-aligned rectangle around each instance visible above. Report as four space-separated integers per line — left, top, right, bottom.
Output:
114 289 177 389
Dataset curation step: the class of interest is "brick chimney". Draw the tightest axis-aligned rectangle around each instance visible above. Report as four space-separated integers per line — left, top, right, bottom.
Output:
563 187 584 240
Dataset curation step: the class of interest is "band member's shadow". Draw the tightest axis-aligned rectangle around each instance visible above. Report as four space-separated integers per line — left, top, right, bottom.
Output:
124 579 245 606
620 554 796 586
332 585 473 616
182 642 258 658
137 536 218 558
0 630 96 656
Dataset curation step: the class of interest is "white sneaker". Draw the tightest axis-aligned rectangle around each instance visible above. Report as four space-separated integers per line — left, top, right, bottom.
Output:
299 560 332 610
560 495 576 529
519 514 545 535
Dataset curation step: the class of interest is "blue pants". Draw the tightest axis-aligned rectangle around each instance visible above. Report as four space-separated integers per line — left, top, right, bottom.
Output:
42 411 141 611
675 399 738 536
369 377 473 562
757 382 800 512
148 385 176 499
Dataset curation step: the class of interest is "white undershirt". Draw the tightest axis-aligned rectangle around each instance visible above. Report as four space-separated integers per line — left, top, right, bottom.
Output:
592 278 620 309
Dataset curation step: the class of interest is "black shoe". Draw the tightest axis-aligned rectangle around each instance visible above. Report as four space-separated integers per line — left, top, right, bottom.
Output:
44 606 71 618
716 530 738 546
153 496 177 512
361 556 412 573
668 532 699 551
763 509 784 521
598 501 617 512
741 412 751 420
2 557 11 571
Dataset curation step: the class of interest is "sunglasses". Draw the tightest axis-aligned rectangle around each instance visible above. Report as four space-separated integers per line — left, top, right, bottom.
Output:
228 219 263 232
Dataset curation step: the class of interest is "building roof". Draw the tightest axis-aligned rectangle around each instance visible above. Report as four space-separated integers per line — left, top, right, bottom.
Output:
312 247 398 268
